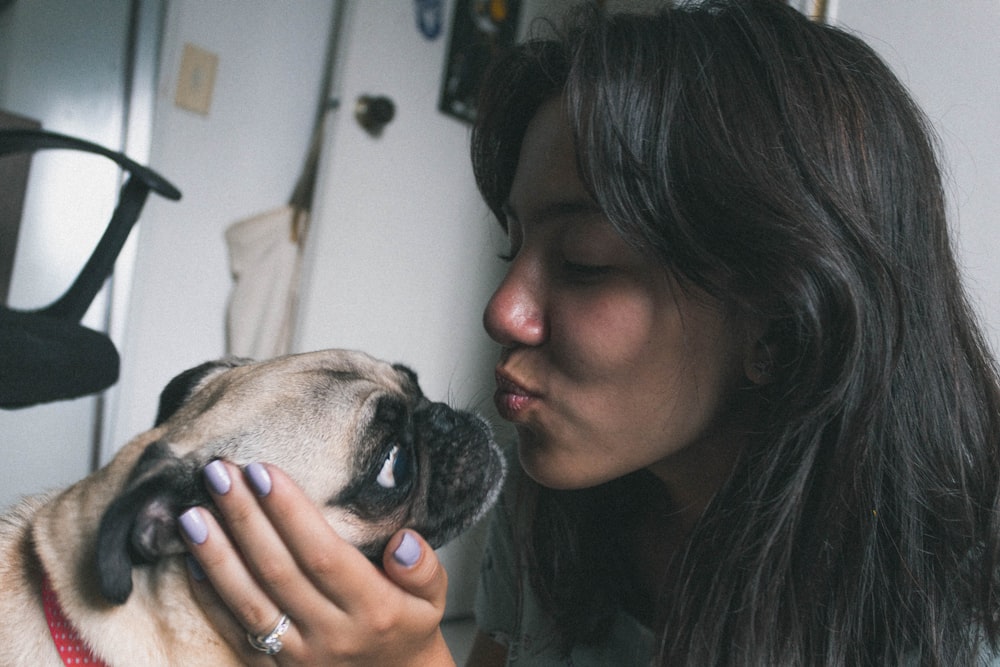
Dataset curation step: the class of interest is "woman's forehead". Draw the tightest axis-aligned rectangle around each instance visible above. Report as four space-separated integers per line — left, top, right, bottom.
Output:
508 99 590 215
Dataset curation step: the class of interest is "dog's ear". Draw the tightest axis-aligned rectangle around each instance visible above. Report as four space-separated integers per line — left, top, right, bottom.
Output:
155 357 252 425
96 442 206 604
391 363 424 398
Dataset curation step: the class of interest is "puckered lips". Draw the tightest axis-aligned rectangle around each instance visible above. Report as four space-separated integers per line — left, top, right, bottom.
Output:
493 368 539 420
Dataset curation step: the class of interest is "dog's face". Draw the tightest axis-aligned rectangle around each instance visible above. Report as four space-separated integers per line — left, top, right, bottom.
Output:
96 349 505 604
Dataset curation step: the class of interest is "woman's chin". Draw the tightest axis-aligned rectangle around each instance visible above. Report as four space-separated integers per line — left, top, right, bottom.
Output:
517 438 614 490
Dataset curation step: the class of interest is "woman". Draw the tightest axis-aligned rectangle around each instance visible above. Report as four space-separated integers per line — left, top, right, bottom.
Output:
181 1 1000 664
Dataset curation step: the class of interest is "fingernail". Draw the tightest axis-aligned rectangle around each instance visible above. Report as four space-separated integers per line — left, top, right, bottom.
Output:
393 531 421 567
179 507 208 545
244 462 272 497
204 460 231 495
186 554 207 581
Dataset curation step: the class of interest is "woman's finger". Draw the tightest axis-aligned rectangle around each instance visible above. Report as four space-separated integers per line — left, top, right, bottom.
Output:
227 464 453 660
183 460 454 664
238 463 397 614
183 461 321 626
383 530 449 610
185 554 277 666
234 463 451 628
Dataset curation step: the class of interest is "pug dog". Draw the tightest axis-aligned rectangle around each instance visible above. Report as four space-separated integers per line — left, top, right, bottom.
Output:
0 349 505 666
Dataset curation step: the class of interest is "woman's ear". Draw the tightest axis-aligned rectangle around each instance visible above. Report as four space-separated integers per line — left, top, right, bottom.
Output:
743 319 776 386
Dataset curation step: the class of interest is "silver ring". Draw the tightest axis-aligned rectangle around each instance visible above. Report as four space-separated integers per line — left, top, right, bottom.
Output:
246 613 291 655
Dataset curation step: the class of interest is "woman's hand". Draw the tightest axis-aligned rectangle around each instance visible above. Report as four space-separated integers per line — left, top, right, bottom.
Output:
178 460 455 666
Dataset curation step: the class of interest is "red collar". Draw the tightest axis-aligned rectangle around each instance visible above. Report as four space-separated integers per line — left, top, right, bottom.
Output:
41 574 108 666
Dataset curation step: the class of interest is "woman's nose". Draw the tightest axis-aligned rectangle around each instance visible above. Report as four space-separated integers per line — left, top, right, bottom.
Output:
483 261 546 348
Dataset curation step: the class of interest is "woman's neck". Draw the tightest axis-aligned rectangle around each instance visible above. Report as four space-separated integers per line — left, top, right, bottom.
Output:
621 475 680 627
625 428 746 626
645 414 748 538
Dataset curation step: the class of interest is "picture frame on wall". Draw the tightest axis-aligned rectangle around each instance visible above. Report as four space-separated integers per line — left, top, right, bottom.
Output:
438 0 521 123
788 0 829 22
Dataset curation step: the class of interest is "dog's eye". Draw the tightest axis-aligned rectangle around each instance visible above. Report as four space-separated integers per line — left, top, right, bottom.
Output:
376 445 412 489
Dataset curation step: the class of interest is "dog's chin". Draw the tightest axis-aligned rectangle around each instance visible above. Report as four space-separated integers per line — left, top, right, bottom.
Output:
354 478 504 562
411 416 507 550
417 469 506 549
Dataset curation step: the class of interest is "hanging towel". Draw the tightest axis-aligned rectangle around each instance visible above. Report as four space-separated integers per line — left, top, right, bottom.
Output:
224 205 304 359
222 4 342 360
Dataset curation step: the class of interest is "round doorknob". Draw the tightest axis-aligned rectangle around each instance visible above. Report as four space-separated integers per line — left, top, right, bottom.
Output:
355 95 395 136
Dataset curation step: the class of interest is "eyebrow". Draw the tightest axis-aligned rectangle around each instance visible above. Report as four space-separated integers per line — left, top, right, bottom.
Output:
502 197 604 224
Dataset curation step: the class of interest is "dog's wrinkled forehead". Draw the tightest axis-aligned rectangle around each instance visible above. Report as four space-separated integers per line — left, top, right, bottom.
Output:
155 349 423 457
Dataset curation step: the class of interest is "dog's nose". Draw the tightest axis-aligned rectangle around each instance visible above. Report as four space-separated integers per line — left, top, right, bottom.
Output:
416 401 459 431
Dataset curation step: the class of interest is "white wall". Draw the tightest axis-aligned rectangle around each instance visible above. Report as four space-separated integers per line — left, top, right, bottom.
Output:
105 0 336 457
832 1 1000 352
294 4 505 413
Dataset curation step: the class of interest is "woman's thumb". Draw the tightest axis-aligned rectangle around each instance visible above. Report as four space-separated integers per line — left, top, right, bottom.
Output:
383 530 449 608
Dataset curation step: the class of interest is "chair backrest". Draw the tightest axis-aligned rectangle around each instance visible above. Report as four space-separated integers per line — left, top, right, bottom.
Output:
0 129 181 408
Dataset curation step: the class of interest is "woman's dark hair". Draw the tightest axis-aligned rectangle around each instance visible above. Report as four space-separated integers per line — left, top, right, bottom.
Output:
472 0 1000 664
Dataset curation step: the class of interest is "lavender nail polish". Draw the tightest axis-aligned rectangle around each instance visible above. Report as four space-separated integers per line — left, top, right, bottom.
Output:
179 507 208 545
393 531 421 567
204 460 231 495
244 462 272 497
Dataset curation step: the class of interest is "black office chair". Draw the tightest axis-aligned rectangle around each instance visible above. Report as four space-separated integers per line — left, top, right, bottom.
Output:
0 129 181 408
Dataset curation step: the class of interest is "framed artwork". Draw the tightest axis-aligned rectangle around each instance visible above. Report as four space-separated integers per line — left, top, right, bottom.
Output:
438 0 521 123
788 0 829 22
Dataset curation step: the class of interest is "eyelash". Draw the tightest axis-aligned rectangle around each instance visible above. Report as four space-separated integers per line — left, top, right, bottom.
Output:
564 260 604 271
497 249 609 278
561 261 610 281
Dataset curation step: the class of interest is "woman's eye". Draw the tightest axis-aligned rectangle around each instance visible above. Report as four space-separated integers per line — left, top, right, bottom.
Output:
376 445 412 489
562 261 610 280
